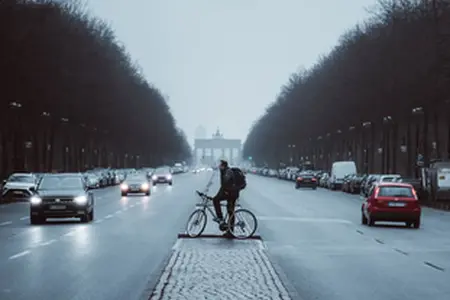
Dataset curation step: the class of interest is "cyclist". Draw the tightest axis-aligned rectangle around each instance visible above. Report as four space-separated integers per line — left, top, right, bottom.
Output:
212 159 239 238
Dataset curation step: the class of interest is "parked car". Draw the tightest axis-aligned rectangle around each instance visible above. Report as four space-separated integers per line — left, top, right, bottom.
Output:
361 182 421 228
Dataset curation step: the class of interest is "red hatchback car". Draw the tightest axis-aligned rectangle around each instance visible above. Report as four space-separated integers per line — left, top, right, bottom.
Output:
361 182 421 228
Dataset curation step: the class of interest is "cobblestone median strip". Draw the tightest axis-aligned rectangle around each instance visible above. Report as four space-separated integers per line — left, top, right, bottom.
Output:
149 239 292 300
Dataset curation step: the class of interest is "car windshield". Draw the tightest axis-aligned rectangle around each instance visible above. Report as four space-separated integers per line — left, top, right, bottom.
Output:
378 186 414 197
126 176 146 183
155 168 170 174
8 175 34 183
38 177 84 190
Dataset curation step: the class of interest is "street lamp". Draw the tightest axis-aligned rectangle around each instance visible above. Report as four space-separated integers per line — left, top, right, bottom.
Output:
383 116 392 123
288 144 296 164
412 107 423 114
9 102 22 108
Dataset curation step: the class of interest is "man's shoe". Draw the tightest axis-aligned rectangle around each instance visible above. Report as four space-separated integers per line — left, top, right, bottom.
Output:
213 217 223 223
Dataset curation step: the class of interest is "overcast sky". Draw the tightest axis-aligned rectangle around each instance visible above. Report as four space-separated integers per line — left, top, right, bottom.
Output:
86 0 377 145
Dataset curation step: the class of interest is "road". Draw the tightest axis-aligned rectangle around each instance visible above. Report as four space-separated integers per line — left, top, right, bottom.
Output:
0 172 449 300
243 175 450 300
0 173 204 300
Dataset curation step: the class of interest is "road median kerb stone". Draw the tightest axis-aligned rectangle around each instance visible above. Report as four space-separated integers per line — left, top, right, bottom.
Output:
149 239 292 300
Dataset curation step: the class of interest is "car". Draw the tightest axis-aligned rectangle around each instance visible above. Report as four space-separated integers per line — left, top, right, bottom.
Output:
295 173 317 189
1 173 36 202
29 173 94 224
85 174 100 189
361 182 421 228
120 174 151 196
152 167 173 185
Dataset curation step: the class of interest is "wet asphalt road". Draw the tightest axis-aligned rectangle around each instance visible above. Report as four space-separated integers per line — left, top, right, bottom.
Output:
243 175 450 300
0 173 204 300
1 171 450 300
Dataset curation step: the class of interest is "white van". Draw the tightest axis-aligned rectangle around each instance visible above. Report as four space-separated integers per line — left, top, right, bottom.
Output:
329 161 357 190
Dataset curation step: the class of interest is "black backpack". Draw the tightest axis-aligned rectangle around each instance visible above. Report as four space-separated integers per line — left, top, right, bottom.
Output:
230 167 247 190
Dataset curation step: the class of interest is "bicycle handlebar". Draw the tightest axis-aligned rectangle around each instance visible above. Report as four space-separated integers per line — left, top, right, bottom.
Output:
196 190 212 200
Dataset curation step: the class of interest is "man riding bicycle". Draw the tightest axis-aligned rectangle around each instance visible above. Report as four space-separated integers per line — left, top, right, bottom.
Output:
212 160 239 238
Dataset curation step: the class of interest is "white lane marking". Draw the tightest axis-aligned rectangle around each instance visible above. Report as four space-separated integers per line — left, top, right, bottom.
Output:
115 210 122 214
0 221 12 226
104 214 113 219
39 239 57 246
20 216 30 220
256 216 353 224
94 219 104 223
122 207 128 211
130 204 135 208
9 250 30 260
63 231 76 237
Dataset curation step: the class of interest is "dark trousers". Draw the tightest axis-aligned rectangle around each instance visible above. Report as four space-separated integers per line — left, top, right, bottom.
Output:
213 190 237 230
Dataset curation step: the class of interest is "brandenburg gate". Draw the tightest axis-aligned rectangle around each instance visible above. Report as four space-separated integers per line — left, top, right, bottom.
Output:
194 128 242 166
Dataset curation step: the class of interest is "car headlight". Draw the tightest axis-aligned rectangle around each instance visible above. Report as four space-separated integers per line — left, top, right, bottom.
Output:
121 183 128 190
141 183 149 190
166 175 172 180
30 196 42 205
74 196 88 205
152 175 157 180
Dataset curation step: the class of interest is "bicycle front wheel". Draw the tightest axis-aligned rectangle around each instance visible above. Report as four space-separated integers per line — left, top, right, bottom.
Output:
228 208 258 239
185 209 207 237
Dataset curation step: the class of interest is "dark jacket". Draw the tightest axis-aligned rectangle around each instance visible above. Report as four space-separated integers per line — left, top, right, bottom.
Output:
218 167 239 198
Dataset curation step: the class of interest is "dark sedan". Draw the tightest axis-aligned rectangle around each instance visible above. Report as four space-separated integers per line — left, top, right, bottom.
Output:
151 167 173 185
120 174 151 196
29 174 94 224
295 173 318 189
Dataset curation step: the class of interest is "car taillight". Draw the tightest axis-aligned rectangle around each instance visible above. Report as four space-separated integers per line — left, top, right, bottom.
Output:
374 187 380 198
411 188 418 200
297 177 303 181
312 178 317 181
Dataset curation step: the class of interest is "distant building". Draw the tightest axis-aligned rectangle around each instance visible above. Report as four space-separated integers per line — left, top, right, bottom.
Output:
194 125 207 139
194 128 242 166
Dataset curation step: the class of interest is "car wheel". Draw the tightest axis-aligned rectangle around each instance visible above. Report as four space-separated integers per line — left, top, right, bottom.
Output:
89 210 94 221
80 213 89 223
145 191 150 196
121 192 127 196
413 218 420 229
295 184 299 189
361 212 368 225
30 215 44 225
312 186 317 190
169 182 173 186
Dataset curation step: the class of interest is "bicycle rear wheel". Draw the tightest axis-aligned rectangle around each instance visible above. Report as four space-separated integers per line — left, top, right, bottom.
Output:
228 208 258 239
185 209 207 237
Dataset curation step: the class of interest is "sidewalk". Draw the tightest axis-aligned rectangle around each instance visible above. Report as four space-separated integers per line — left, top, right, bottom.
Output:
148 238 293 300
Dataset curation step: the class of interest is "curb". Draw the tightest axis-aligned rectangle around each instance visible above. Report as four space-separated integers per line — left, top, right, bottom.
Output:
138 248 176 300
423 202 450 211
177 233 262 240
262 246 304 300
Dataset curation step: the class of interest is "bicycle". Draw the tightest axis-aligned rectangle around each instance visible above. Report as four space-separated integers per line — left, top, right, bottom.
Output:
185 190 258 239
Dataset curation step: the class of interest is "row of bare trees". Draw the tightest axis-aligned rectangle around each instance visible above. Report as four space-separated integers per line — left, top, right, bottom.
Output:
243 0 450 175
0 0 191 178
